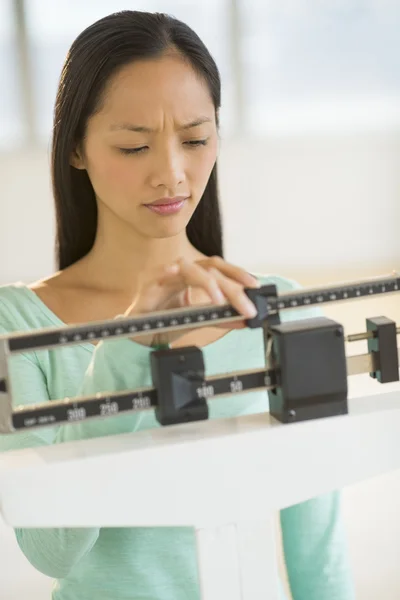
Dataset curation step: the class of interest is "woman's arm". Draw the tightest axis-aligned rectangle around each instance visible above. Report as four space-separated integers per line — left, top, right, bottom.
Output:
281 491 355 600
0 334 152 578
256 275 355 599
0 346 103 578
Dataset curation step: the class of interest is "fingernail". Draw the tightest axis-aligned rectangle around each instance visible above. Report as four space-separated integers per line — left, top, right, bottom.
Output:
246 273 260 287
244 299 258 318
215 289 225 304
249 276 260 287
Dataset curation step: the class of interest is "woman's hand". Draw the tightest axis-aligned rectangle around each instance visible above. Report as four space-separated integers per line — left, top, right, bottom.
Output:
124 256 260 347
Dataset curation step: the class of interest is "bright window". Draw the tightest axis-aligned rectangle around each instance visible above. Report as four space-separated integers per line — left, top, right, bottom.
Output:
239 0 400 134
0 0 24 149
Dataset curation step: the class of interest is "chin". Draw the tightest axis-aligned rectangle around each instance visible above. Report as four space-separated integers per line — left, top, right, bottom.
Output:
135 216 190 240
141 204 196 238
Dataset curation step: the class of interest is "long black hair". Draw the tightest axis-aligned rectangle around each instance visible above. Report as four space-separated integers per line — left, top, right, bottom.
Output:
51 10 224 270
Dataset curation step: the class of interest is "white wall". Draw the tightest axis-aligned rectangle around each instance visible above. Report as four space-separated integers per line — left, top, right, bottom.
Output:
219 132 400 276
1 133 400 599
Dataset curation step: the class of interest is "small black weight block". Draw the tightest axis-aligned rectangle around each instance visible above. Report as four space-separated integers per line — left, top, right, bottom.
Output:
151 346 209 426
367 316 399 383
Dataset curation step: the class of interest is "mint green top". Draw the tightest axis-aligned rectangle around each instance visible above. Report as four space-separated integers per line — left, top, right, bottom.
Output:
0 274 355 600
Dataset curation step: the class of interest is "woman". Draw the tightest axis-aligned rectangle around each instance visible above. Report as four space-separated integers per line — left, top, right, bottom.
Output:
0 10 354 600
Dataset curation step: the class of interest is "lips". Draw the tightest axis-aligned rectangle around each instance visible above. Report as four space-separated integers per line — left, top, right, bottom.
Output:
146 196 188 206
144 197 187 216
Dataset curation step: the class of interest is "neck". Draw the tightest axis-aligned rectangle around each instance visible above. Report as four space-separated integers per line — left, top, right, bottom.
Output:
74 216 204 295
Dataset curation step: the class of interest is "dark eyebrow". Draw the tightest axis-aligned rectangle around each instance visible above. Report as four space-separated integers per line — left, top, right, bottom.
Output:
179 116 212 130
109 116 212 133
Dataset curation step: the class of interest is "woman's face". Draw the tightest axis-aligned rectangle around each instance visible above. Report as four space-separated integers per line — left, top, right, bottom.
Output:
71 53 218 240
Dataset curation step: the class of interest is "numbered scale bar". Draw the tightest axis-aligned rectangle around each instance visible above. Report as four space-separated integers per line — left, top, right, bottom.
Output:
12 369 271 431
4 273 400 355
10 349 375 432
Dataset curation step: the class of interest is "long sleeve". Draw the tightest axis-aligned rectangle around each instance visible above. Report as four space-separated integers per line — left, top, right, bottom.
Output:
254 275 356 598
280 481 355 599
0 343 100 578
55 337 155 443
0 331 151 578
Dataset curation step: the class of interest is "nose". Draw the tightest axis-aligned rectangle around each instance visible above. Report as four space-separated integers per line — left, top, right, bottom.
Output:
150 145 185 192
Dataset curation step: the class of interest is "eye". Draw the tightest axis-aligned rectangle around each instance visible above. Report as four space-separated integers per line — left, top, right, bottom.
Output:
184 139 209 148
118 146 148 155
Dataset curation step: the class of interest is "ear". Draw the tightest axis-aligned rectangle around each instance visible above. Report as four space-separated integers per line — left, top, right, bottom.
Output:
69 145 86 170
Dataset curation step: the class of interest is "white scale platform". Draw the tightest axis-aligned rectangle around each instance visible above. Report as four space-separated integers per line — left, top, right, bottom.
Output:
1 388 400 598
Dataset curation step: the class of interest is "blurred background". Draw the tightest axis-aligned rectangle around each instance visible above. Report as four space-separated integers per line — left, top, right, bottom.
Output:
1 0 400 598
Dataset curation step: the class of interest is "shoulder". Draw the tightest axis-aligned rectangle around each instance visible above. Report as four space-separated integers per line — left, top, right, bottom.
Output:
0 281 54 333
